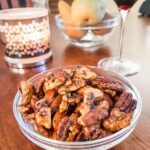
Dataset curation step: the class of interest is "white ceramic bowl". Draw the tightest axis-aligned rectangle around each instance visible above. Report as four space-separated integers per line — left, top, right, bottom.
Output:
13 65 142 150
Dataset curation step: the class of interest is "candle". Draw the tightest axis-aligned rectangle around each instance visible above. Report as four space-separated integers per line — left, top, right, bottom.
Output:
0 8 52 68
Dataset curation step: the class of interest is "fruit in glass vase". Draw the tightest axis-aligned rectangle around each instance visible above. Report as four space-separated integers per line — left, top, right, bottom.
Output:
58 0 107 40
92 13 114 36
71 0 106 23
58 0 71 21
58 0 87 40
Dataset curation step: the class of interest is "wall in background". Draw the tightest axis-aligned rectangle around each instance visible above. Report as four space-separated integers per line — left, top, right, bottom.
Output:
49 0 144 14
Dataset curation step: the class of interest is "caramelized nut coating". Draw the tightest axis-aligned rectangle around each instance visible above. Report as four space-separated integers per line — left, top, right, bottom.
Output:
92 75 124 96
30 95 38 111
19 81 35 106
34 124 52 138
115 92 137 113
36 78 45 99
35 107 51 129
58 78 86 95
75 66 97 80
50 95 62 112
53 111 66 130
103 108 132 132
18 66 137 142
44 89 56 104
56 117 70 141
78 105 109 127
83 124 112 140
56 113 80 141
43 71 66 92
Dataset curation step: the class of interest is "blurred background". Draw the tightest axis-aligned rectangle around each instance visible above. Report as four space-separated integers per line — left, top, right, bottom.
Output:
0 0 72 13
0 0 144 14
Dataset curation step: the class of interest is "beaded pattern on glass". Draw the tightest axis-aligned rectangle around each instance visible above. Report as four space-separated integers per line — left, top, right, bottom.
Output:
0 17 50 58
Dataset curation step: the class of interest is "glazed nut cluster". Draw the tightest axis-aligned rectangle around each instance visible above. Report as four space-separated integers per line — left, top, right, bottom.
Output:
18 66 137 142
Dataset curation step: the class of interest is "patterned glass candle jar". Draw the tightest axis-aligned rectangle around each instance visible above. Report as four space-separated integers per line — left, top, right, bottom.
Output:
0 1 52 68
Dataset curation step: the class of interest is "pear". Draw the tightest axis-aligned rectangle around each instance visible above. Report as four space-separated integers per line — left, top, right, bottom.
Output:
71 0 106 23
58 0 87 40
92 13 113 36
58 0 72 21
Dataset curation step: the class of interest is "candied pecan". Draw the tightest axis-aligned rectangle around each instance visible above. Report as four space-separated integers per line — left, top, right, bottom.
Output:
35 107 51 129
103 94 114 109
19 81 35 106
125 99 137 113
43 71 66 92
78 87 97 96
63 68 75 78
59 95 68 113
75 130 85 141
34 124 51 138
78 105 109 127
83 124 111 140
67 97 80 104
18 106 33 116
77 103 90 124
56 114 80 141
115 92 132 108
70 78 86 90
67 128 80 142
56 117 70 141
103 108 132 132
98 100 110 110
34 99 52 129
64 77 72 86
78 86 104 112
74 102 84 115
53 130 57 140
115 92 137 113
50 95 62 112
66 113 81 142
94 93 114 109
24 113 35 124
95 129 112 139
91 75 124 95
75 66 97 80
30 95 39 111
53 112 66 130
59 96 77 115
36 78 45 99
78 87 109 126
44 89 56 104
63 69 75 86
83 124 98 139
59 94 80 114
58 78 86 95
67 92 82 104
104 89 116 97
35 99 49 112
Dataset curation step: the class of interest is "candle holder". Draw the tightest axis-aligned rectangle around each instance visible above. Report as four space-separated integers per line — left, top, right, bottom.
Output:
0 6 52 68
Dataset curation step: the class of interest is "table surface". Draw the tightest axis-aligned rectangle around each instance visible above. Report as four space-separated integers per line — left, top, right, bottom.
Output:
1 2 150 150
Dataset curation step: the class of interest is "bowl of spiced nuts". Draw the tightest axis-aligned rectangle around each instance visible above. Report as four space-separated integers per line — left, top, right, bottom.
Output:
13 65 142 150
55 0 120 48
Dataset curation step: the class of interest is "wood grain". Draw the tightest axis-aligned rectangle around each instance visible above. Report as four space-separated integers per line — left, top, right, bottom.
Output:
0 1 150 150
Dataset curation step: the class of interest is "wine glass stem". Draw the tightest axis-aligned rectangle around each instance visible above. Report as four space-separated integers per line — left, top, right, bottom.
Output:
117 10 129 62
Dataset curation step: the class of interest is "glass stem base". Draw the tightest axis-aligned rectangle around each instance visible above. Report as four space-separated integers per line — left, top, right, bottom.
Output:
98 57 141 76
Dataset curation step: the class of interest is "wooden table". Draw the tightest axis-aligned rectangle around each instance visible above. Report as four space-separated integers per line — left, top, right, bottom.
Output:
0 2 150 150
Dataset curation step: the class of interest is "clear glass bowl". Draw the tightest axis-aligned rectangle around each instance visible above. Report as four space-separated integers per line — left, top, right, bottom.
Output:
55 13 120 48
13 65 142 150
